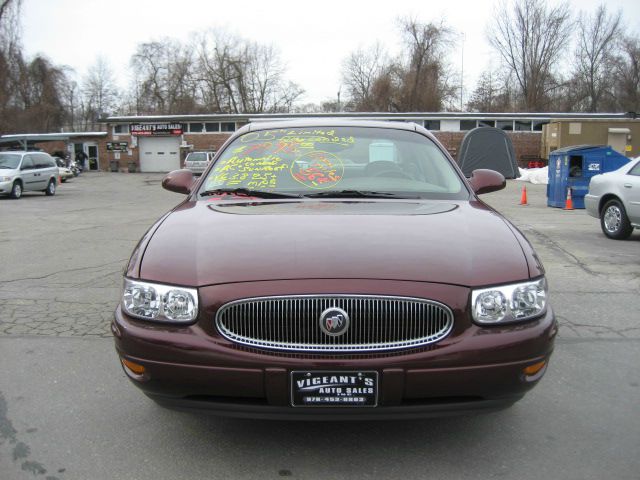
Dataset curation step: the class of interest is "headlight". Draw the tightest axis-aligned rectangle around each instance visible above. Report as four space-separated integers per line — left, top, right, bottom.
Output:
471 278 547 324
0 176 12 182
122 278 198 323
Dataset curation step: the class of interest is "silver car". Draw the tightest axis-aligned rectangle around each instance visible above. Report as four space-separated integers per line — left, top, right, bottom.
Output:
585 157 640 239
0 151 59 199
183 151 215 175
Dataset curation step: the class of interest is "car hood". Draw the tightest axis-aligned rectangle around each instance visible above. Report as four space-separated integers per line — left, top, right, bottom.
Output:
139 199 530 288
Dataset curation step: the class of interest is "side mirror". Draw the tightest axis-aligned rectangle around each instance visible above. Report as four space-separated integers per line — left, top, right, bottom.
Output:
162 169 195 195
468 169 506 195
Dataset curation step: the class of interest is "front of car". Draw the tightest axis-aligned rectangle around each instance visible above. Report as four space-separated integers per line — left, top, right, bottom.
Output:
113 121 556 419
585 158 640 239
0 152 23 198
54 157 74 182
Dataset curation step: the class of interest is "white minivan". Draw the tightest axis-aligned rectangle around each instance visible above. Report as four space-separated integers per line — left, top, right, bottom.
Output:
183 151 215 175
0 151 59 199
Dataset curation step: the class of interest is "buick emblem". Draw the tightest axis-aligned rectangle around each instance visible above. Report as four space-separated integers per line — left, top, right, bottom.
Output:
319 307 350 336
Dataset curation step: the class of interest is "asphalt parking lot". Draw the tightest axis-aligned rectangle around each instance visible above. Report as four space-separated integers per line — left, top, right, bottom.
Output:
0 173 638 480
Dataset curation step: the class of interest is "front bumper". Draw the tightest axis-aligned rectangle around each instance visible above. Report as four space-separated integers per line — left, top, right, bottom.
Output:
0 179 13 194
185 164 207 175
113 279 557 419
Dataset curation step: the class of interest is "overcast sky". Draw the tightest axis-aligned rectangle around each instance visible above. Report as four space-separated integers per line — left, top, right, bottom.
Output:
20 0 640 106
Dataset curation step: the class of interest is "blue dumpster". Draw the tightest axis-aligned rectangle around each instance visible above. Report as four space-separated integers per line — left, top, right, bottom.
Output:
547 145 630 208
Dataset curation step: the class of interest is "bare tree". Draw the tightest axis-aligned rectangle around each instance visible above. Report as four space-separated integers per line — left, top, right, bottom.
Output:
489 0 572 111
467 70 516 112
398 17 457 111
613 36 640 112
574 5 623 112
341 43 388 110
341 18 456 112
81 56 119 127
194 29 302 114
0 0 21 133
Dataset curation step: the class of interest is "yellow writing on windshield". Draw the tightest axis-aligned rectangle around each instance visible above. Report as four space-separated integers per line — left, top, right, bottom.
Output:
207 153 288 189
240 129 355 148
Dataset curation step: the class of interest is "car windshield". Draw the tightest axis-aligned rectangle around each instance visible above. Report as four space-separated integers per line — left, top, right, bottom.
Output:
0 153 21 169
199 127 467 199
187 152 208 162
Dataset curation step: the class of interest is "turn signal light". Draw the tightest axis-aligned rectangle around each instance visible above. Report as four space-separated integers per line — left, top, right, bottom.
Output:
523 361 546 376
121 358 146 375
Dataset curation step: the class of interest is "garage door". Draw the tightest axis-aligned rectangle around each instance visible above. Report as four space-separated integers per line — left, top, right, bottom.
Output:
139 136 181 172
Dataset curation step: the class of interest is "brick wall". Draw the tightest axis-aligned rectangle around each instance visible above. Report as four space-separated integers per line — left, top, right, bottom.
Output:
34 140 67 156
103 132 136 172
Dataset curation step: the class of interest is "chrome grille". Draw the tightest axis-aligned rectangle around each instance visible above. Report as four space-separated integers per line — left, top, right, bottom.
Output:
215 295 454 352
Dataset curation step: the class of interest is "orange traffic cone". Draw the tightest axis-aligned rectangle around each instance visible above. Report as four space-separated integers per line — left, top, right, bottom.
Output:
564 187 574 210
519 185 528 205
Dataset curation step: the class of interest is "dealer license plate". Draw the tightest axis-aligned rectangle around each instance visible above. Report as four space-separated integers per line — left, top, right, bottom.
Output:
290 371 378 407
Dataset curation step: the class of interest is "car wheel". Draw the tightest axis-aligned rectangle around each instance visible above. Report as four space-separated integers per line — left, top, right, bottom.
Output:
600 199 633 239
45 179 56 196
10 181 22 199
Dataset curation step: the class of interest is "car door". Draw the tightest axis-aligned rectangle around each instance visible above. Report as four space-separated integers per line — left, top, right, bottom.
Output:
19 155 38 191
30 153 51 190
623 160 640 223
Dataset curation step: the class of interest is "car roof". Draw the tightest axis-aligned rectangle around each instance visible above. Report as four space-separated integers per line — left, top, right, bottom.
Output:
245 118 421 134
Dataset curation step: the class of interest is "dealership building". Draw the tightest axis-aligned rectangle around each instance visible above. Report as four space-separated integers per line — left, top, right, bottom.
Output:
2 112 637 173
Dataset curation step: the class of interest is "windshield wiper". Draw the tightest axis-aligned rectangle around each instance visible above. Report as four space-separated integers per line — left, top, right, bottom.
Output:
200 188 303 199
304 190 420 199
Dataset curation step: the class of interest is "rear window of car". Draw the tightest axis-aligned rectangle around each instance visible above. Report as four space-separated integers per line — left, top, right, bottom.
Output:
186 152 209 162
200 127 467 199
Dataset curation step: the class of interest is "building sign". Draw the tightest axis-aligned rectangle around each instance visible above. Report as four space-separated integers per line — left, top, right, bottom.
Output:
107 141 129 151
130 123 183 136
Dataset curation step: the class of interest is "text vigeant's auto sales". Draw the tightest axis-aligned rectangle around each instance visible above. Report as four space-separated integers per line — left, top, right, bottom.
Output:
130 123 183 136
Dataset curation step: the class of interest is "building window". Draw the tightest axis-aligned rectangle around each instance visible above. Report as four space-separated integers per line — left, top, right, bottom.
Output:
221 122 236 132
496 120 513 131
478 120 495 128
515 120 532 131
424 120 441 130
189 122 204 133
533 121 547 131
460 120 477 131
205 122 220 132
113 124 129 135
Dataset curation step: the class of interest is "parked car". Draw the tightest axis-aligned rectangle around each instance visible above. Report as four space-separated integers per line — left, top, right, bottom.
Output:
54 157 74 182
0 151 59 199
585 157 640 239
114 120 556 419
183 150 215 175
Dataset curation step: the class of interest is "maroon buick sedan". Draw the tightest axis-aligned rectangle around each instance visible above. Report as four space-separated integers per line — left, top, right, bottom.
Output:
113 120 556 419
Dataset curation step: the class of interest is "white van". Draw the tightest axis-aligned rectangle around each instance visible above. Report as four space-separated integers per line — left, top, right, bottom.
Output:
0 151 59 199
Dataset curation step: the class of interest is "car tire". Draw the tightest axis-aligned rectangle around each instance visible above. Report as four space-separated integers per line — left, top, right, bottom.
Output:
10 181 22 199
600 199 633 240
45 179 56 196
